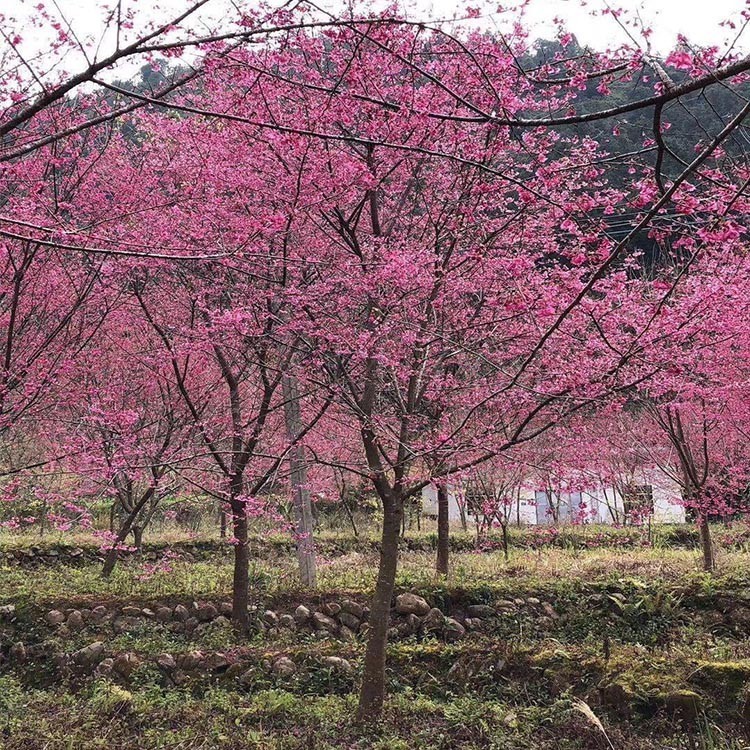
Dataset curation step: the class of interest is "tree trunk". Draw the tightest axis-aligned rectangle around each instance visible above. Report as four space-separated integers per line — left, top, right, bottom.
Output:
219 507 227 539
341 493 359 538
501 521 509 561
132 525 144 550
282 373 317 588
101 491 155 578
436 484 450 576
357 500 403 721
458 497 468 532
231 497 250 631
102 519 132 578
699 515 714 571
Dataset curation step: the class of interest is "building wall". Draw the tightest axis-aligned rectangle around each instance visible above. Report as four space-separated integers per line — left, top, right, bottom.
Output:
421 483 465 522
421 472 686 525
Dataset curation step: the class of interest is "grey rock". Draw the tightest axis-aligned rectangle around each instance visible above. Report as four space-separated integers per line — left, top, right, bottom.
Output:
9 642 25 663
279 614 296 630
272 656 297 677
95 657 114 677
203 652 231 672
312 612 337 632
444 618 466 641
422 607 445 632
395 593 430 616
193 602 218 622
121 606 142 617
177 651 203 671
72 641 105 668
112 652 140 679
341 600 365 619
338 612 361 631
218 602 233 617
322 656 353 675
112 616 140 634
173 604 190 621
46 609 66 626
466 604 496 619
155 606 173 623
294 605 311 624
321 602 341 617
156 653 176 671
183 617 199 634
262 610 278 627
0 604 16 619
340 626 357 641
91 606 108 622
67 610 85 631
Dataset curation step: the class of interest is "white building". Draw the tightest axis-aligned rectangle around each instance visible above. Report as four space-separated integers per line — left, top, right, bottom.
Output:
421 472 685 525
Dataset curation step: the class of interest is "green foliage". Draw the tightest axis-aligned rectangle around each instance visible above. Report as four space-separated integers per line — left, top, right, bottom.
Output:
89 680 133 717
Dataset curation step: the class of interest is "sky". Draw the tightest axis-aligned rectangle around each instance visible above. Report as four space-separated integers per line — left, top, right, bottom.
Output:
2 0 749 84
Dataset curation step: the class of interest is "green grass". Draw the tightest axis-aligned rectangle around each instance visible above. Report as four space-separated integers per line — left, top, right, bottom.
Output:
3 527 750 748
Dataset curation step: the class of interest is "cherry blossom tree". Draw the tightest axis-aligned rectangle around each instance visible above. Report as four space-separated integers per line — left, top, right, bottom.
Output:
52 303 192 575
635 251 750 570
3 0 750 724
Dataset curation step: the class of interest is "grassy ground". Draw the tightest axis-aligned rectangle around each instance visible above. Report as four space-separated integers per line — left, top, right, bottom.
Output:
2 525 750 748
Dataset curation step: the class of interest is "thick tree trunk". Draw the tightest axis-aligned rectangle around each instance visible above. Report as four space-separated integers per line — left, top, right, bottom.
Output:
231 498 250 631
102 542 123 578
282 373 317 588
357 500 403 721
436 484 450 576
699 516 714 571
